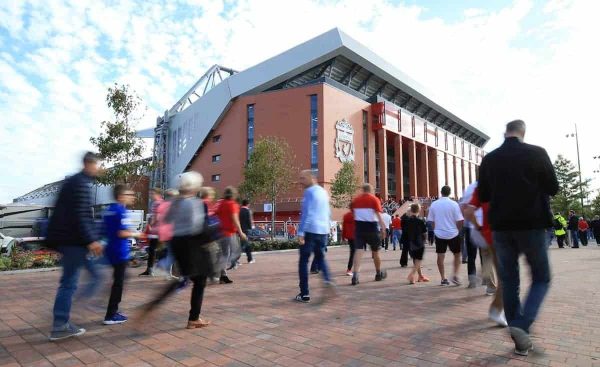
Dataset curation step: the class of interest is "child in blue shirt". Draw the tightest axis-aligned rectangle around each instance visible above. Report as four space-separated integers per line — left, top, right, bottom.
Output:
102 184 140 325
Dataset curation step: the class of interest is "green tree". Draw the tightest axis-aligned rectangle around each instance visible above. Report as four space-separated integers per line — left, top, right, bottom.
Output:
551 155 590 215
330 161 359 209
591 192 600 217
239 137 296 238
90 84 149 186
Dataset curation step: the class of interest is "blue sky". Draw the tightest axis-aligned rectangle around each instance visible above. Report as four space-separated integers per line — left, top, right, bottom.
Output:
1 0 599 203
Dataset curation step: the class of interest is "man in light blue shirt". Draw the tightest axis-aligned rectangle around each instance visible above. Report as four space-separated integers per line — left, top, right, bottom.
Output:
296 170 334 303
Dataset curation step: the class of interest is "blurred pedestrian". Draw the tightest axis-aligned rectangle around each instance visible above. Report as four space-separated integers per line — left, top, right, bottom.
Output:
215 186 246 284
391 214 402 251
102 184 141 325
155 188 179 278
568 210 579 248
553 212 567 248
239 199 255 264
47 152 103 341
139 188 163 277
351 184 388 286
464 185 507 327
578 217 589 246
381 210 392 251
404 204 429 284
295 170 335 303
427 186 464 286
343 206 356 276
140 171 214 329
591 215 600 245
478 120 558 356
399 211 410 267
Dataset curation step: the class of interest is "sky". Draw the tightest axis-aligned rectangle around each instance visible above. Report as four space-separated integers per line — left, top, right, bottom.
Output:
1 0 599 204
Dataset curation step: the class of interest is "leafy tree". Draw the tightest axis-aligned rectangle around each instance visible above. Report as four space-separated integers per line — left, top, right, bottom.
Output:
330 161 359 209
90 84 149 186
551 155 590 215
591 192 600 217
239 137 296 238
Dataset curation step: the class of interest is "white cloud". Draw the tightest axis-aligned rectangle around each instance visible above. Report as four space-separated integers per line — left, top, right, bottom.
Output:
0 0 599 203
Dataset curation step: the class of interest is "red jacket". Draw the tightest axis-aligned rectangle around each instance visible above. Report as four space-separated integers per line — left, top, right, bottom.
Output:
578 219 589 231
342 211 355 240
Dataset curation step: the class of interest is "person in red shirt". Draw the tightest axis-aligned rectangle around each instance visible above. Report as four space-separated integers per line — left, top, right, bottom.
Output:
215 186 247 284
200 187 217 216
342 206 355 276
391 214 402 250
578 217 589 246
350 184 388 285
464 185 507 327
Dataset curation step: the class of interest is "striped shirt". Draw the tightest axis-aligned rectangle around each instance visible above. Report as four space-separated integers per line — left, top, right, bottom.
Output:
351 193 382 233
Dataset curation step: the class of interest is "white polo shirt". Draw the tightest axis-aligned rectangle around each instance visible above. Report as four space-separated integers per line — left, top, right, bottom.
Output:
427 196 464 240
381 212 392 230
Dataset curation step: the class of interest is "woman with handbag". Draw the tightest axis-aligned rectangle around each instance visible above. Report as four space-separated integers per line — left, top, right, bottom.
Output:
140 171 215 329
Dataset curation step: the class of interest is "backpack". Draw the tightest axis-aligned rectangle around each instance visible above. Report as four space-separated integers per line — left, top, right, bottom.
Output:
553 217 563 231
197 202 223 245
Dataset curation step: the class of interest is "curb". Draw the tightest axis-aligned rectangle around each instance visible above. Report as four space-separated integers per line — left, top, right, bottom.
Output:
0 267 61 275
0 246 349 275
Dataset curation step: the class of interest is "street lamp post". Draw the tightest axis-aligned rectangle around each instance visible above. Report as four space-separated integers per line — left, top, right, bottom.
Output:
566 123 584 212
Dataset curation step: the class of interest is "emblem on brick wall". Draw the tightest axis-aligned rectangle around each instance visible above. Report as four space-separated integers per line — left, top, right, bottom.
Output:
334 119 355 163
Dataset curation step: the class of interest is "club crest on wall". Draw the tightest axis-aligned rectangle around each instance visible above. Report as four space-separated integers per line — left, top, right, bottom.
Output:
334 119 355 163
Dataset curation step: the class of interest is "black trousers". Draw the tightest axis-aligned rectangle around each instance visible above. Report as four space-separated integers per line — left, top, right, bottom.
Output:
400 241 409 267
347 240 355 271
106 262 127 319
595 231 600 244
382 229 390 250
464 227 478 276
556 234 566 248
146 238 159 271
143 275 207 321
579 230 589 246
241 237 253 262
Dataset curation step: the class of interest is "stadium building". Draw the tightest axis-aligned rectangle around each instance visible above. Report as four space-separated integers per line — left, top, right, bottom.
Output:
151 28 489 220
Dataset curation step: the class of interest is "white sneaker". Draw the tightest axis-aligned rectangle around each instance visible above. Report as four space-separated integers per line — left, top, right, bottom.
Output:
248 259 256 264
489 308 508 327
486 285 497 296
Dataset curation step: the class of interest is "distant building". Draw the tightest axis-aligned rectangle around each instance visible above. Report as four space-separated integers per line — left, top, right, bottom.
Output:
151 28 489 220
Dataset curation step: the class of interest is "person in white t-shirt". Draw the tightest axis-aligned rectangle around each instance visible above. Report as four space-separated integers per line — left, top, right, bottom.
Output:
427 185 464 286
381 211 392 251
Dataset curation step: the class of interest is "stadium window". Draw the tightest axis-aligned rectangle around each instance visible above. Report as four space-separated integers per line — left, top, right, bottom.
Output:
310 95 318 171
212 135 221 143
247 104 255 159
211 174 221 182
212 154 221 163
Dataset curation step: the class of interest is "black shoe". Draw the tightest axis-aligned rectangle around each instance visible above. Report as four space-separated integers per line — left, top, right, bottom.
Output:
139 270 153 277
295 294 310 303
400 264 407 268
219 276 233 284
351 274 359 285
375 270 387 281
510 327 533 356
310 270 320 274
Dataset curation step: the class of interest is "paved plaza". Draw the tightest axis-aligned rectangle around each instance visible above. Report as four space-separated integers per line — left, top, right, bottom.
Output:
1 245 599 367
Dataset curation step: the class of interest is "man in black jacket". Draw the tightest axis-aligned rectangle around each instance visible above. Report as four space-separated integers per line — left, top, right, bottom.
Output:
478 120 558 356
239 199 254 263
567 210 579 248
47 152 103 341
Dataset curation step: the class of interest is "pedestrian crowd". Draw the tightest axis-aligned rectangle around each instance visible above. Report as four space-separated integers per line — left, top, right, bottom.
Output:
45 120 573 357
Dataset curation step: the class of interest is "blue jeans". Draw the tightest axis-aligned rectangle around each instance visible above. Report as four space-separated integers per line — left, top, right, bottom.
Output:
299 233 331 296
392 230 402 250
52 246 101 329
493 230 551 333
570 230 579 247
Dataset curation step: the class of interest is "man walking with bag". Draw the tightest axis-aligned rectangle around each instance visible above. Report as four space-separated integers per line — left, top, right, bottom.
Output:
478 120 558 356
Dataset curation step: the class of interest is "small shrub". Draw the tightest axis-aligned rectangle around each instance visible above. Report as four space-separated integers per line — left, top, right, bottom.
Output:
249 240 343 252
0 256 11 271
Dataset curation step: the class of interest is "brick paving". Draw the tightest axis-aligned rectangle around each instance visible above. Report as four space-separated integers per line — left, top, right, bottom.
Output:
1 244 600 367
